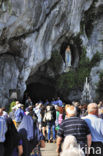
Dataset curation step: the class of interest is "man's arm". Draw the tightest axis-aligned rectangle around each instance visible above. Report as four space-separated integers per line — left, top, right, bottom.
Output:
87 134 92 147
87 134 92 156
18 144 23 156
56 136 62 153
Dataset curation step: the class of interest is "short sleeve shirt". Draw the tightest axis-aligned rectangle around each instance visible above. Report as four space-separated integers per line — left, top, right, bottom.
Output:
58 117 90 144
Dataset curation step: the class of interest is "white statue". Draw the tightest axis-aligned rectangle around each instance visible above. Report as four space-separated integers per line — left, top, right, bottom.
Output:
64 45 71 72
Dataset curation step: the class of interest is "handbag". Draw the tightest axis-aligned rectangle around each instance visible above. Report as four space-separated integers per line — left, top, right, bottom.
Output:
40 140 45 148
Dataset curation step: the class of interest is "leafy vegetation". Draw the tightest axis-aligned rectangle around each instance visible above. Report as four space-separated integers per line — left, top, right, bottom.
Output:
56 48 101 96
48 51 63 74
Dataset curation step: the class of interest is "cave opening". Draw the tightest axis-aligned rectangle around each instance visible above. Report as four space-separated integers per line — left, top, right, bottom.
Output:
23 81 71 104
23 39 80 104
23 82 57 104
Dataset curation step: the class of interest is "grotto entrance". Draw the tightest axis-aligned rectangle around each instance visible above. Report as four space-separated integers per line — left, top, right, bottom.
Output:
23 82 57 103
23 39 80 104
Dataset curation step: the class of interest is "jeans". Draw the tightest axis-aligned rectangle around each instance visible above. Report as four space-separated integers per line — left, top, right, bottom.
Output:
47 121 56 140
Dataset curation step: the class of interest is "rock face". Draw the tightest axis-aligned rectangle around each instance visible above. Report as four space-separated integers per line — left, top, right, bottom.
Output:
0 0 103 106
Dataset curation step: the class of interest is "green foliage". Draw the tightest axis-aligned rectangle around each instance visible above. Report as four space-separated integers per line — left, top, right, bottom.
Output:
56 49 101 96
90 51 102 67
48 51 63 74
9 101 16 113
56 48 90 92
77 67 90 87
79 48 90 67
56 71 76 96
57 71 76 89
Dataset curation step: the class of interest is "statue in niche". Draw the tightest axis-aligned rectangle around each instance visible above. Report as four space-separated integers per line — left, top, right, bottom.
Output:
64 45 72 72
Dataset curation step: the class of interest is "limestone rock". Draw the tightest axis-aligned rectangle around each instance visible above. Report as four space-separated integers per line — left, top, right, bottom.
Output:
0 0 103 106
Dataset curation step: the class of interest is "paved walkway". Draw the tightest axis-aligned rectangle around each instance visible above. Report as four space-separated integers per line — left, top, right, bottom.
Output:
41 143 58 156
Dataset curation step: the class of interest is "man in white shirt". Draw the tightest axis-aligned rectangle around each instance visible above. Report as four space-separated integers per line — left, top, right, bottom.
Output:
82 103 103 156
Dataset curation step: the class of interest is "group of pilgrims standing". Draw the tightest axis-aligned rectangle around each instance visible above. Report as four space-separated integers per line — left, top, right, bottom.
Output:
0 96 103 156
0 96 63 156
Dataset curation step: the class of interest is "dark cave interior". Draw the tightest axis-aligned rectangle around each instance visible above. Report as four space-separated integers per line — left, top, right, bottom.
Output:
24 82 57 103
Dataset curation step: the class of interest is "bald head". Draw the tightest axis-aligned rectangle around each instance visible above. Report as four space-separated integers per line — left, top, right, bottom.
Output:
87 103 98 114
66 105 77 117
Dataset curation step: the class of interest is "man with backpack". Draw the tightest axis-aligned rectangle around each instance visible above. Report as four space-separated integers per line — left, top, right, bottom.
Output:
45 104 56 143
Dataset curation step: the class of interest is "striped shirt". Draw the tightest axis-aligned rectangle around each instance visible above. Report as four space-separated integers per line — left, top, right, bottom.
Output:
58 117 90 145
0 116 7 142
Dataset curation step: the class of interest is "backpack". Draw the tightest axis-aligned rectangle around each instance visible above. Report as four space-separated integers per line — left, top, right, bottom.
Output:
45 111 53 121
44 105 54 121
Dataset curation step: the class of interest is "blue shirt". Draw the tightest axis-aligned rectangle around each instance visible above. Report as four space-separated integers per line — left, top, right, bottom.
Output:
82 114 103 143
0 116 7 142
56 100 63 107
15 108 24 123
51 101 57 105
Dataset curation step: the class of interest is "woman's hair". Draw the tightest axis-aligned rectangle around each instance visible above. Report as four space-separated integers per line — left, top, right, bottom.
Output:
62 135 78 151
61 148 85 156
4 118 20 156
61 135 84 156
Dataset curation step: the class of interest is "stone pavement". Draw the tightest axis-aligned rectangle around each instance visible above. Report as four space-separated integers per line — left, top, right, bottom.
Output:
41 143 58 156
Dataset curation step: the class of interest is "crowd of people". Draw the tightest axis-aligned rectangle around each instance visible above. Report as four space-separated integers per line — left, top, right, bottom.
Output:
0 96 103 156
